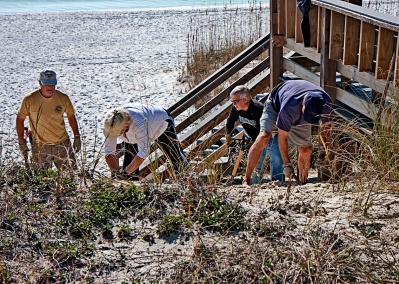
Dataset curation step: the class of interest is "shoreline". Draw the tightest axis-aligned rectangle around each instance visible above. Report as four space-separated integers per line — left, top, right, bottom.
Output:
0 3 268 16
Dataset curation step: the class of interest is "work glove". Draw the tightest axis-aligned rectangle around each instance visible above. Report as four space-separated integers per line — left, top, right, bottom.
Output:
19 141 29 155
283 163 295 179
225 134 232 145
73 136 81 153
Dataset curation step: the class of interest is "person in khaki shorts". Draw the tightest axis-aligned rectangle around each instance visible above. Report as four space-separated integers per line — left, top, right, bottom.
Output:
243 80 333 185
16 70 81 170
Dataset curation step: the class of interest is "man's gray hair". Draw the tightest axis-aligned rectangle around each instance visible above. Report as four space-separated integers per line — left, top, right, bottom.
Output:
230 85 251 99
103 108 131 138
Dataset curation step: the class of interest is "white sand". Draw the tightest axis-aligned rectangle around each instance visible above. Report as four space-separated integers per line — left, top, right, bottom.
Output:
0 7 268 166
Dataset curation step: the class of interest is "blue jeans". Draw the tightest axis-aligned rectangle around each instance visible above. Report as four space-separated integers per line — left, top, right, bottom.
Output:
251 135 284 183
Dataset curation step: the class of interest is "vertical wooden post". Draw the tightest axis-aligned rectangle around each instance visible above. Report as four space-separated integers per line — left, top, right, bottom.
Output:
343 16 360 66
375 27 394 80
394 40 399 87
278 0 286 35
270 0 284 88
285 0 296 38
320 8 336 102
358 21 376 72
309 4 318 47
329 11 345 60
319 7 337 182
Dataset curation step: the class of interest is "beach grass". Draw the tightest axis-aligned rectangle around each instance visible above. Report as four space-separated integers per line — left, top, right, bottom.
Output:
1 0 399 282
179 0 268 108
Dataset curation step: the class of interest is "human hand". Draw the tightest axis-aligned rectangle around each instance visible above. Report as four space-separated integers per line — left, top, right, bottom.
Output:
73 136 81 153
283 163 295 179
225 134 232 145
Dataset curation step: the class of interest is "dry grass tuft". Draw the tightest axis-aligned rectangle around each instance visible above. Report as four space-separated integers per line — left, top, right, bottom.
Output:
178 2 268 108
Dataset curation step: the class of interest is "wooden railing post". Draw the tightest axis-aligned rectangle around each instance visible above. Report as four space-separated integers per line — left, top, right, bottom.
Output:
320 8 336 102
270 0 284 88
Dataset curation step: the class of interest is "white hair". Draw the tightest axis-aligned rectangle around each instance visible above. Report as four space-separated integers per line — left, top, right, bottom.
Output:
230 85 251 99
103 108 131 138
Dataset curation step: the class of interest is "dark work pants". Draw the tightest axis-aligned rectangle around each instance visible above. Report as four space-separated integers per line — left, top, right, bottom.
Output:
297 0 311 47
155 119 188 172
122 142 140 175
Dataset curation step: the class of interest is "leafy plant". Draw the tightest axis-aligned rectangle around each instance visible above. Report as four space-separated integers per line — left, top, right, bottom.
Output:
117 224 133 239
157 215 190 236
85 179 147 227
187 193 245 232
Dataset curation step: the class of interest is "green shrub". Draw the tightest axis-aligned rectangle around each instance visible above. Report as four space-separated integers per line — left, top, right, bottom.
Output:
85 179 147 227
187 193 245 232
157 215 190 236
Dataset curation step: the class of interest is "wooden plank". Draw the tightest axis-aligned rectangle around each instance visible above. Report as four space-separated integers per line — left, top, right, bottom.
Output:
295 7 303 43
329 11 345 60
282 57 320 86
395 41 399 87
320 8 337 102
309 3 318 47
278 0 286 34
285 0 296 38
317 6 322 53
375 27 394 79
288 56 320 69
335 88 375 118
358 21 376 72
343 16 360 66
285 38 321 63
337 60 394 95
271 0 283 88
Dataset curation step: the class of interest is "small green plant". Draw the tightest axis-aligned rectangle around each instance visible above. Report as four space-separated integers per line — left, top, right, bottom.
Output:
117 224 132 239
187 193 245 232
56 213 94 240
85 179 147 227
0 262 8 284
156 215 190 236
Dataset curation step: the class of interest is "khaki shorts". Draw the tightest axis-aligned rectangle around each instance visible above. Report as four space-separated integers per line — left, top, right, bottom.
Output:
287 124 312 147
32 138 76 170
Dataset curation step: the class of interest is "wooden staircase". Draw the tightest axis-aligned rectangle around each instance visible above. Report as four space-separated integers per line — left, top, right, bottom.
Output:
140 0 399 180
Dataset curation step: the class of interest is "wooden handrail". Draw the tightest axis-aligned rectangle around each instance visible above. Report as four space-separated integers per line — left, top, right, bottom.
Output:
175 57 270 134
314 0 399 31
167 34 270 118
139 34 271 177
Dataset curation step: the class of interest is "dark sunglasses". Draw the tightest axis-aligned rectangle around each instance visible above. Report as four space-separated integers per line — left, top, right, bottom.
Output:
231 98 243 104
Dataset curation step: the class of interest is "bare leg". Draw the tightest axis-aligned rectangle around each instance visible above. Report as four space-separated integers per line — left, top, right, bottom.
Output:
297 146 312 183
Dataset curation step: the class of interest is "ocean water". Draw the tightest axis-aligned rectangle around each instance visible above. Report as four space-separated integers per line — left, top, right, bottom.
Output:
0 0 258 14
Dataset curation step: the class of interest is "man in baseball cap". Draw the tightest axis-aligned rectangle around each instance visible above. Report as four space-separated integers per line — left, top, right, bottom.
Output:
243 79 333 185
16 70 81 173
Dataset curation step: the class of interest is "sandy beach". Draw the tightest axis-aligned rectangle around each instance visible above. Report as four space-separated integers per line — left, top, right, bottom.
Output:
0 9 192 158
0 7 265 167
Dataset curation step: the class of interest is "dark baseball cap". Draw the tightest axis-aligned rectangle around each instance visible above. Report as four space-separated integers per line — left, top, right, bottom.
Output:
303 92 325 124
